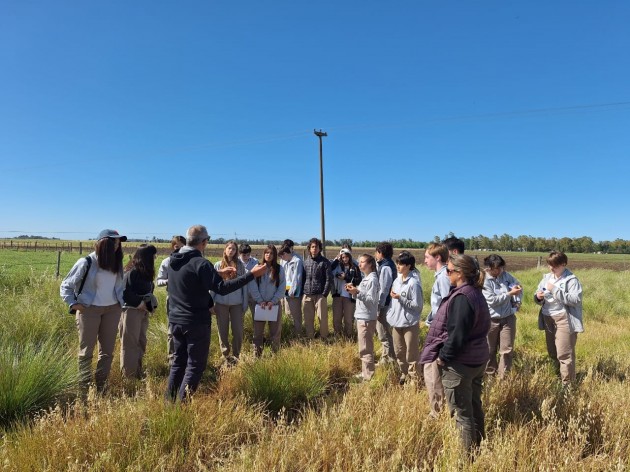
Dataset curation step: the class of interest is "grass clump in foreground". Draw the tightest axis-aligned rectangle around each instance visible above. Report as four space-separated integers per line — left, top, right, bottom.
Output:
0 339 79 429
225 342 357 416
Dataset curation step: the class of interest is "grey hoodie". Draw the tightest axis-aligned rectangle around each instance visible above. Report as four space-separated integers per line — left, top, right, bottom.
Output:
534 268 584 333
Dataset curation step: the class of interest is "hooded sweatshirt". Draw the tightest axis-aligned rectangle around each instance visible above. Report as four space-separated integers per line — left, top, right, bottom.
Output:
167 246 254 326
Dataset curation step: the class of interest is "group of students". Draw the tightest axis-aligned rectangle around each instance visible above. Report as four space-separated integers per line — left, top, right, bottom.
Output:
60 229 583 454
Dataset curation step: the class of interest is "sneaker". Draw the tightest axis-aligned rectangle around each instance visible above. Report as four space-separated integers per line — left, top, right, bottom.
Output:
399 374 407 385
353 372 365 382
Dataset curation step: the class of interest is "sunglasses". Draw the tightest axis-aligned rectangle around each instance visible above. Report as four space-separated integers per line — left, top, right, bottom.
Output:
446 267 460 275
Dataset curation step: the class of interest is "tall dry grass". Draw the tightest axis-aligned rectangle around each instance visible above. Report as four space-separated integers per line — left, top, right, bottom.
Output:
1 264 630 470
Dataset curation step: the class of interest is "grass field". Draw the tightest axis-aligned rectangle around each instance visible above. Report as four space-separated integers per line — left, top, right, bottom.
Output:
1 250 629 470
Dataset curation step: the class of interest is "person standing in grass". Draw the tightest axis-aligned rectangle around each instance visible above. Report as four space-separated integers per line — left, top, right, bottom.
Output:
387 251 423 385
346 254 380 381
156 235 186 366
120 244 158 379
534 251 583 385
375 242 396 364
420 254 490 454
423 243 451 417
211 241 248 364
166 225 266 402
330 248 361 338
248 244 286 357
302 238 332 340
239 243 259 319
482 254 523 378
60 229 127 393
279 243 305 337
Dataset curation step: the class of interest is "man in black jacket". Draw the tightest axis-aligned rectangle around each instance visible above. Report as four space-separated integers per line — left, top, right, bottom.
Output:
166 225 266 401
302 237 332 339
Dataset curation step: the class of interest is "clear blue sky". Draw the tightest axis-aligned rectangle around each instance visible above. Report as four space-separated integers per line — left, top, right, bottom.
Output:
1 1 629 243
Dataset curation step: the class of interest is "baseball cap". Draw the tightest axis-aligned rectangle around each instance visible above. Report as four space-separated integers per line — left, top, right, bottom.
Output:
97 229 127 242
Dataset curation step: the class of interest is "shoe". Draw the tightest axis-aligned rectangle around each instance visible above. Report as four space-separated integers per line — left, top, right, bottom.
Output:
399 374 407 385
353 372 365 382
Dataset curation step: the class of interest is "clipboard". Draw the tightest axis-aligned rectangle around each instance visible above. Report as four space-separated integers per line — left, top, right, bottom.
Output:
254 304 279 322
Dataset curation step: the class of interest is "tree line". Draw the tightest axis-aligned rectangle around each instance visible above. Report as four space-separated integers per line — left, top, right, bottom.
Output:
7 234 630 254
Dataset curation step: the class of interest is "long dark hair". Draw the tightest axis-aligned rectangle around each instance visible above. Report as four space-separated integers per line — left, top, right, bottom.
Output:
125 244 157 281
95 237 124 273
260 244 280 287
340 251 359 272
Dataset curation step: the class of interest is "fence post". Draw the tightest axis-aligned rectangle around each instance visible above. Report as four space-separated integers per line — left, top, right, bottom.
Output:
56 251 62 278
34 241 37 252
537 256 542 269
79 241 83 255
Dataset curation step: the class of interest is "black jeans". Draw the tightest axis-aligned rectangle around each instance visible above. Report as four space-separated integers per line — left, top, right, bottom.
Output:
166 322 211 401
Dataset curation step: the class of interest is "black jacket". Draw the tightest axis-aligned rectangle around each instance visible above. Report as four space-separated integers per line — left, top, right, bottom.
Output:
303 254 332 296
167 248 254 326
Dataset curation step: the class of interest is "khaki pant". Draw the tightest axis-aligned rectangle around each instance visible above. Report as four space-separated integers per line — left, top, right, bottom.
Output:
376 305 395 360
119 307 149 379
392 324 420 377
544 312 578 384
357 320 377 380
284 296 303 336
214 303 244 359
486 314 516 377
253 304 282 356
76 303 121 391
303 294 328 338
424 360 444 417
332 296 355 337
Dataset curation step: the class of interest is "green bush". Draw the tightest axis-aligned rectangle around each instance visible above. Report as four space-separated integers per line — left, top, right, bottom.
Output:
0 338 79 428
237 346 329 414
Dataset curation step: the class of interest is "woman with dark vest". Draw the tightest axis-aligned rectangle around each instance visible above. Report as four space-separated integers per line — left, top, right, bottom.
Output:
420 254 491 454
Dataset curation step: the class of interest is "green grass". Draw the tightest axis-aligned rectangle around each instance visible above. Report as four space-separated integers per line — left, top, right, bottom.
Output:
1 251 630 469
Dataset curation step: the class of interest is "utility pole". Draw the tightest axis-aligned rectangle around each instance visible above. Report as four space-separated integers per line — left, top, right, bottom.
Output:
314 129 328 257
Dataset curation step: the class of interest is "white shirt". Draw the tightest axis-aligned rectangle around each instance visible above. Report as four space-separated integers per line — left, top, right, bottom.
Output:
92 268 118 306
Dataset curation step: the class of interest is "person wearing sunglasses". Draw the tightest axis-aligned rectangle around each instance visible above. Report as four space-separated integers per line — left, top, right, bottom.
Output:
420 254 490 455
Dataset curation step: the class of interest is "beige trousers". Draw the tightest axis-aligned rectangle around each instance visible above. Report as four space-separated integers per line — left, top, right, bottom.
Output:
486 314 517 377
119 307 149 379
332 296 355 337
544 312 578 384
302 294 328 338
392 324 420 377
76 303 121 390
284 296 304 336
356 319 377 380
424 360 444 417
253 304 282 356
214 303 245 359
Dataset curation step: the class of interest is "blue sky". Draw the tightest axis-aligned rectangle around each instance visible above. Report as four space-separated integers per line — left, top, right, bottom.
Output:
1 1 629 243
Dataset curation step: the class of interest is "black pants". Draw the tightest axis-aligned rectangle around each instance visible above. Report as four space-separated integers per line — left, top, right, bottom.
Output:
166 322 211 401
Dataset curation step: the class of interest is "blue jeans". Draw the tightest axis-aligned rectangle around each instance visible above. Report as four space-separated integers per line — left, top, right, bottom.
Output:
166 322 211 401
